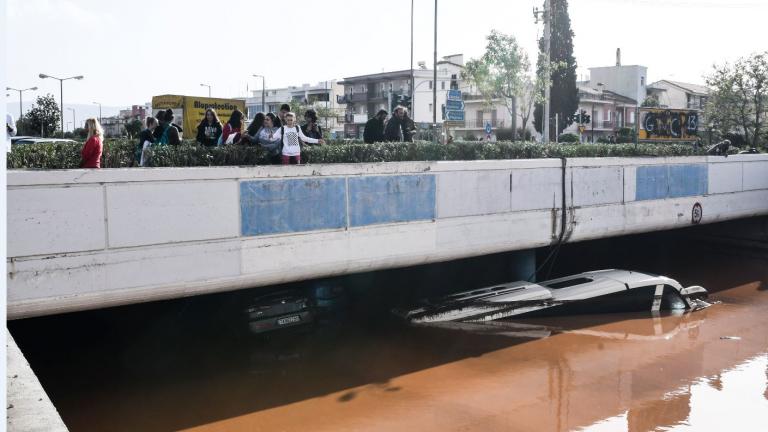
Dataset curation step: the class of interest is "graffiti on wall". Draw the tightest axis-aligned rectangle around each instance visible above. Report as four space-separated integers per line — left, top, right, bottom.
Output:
638 109 699 141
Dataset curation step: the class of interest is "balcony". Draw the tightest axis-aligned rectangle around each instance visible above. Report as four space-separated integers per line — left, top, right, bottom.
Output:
351 93 368 103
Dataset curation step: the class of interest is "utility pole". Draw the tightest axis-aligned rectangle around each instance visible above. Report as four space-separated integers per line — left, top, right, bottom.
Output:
410 0 414 116
543 0 551 143
433 0 438 142
253 75 266 113
93 102 102 125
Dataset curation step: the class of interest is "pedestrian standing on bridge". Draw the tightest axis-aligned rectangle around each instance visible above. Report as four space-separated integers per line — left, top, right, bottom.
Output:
272 112 324 164
80 117 104 168
196 108 223 147
384 105 407 142
364 109 387 143
135 116 157 166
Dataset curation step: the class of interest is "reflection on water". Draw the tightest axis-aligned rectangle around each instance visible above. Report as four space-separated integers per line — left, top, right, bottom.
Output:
582 355 768 432
8 223 768 432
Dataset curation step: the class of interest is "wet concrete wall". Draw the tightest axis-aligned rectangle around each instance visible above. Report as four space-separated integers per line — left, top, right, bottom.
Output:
6 155 768 318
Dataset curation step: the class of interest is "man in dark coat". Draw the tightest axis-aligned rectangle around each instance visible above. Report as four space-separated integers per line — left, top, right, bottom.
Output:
363 110 387 144
384 106 407 142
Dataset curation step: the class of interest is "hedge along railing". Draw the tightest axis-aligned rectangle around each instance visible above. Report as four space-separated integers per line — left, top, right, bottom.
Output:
7 139 709 169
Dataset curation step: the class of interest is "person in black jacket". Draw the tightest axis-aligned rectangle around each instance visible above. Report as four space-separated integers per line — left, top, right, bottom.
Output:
301 109 323 144
196 108 223 147
364 110 387 143
384 106 407 141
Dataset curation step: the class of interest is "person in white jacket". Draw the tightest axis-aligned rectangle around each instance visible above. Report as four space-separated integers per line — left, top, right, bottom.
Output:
272 112 324 164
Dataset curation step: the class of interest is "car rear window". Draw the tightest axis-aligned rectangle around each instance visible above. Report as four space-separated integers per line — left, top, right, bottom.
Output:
544 277 593 289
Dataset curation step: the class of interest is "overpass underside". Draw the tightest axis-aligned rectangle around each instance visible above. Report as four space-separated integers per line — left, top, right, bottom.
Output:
7 155 768 319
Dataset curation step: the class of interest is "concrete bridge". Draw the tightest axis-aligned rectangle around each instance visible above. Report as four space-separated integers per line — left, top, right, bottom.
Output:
7 154 768 319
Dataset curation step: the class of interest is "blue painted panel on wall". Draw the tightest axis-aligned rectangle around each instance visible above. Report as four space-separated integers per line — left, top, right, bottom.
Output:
240 178 347 236
348 175 436 227
636 165 669 201
636 164 708 201
669 164 708 197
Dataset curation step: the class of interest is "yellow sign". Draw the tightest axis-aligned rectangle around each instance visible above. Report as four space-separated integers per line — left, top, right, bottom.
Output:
638 108 699 141
151 95 246 139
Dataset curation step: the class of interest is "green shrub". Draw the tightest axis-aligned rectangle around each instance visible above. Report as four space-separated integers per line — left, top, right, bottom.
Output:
558 133 579 143
7 138 707 170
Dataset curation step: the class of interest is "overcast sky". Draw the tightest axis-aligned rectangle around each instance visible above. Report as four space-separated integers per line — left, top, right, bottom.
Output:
5 0 768 108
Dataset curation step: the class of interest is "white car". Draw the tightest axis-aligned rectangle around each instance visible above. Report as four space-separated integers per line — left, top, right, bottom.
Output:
398 269 710 324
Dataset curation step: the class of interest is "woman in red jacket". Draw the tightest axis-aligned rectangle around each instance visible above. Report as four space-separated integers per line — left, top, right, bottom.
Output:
80 117 104 168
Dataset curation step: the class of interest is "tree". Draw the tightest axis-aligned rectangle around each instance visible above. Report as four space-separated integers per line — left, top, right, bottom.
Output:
518 76 537 139
22 94 60 137
533 0 580 139
463 30 530 136
125 119 143 139
641 95 660 107
705 51 767 148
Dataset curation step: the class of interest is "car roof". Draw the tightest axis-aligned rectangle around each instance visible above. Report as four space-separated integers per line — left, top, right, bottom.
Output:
541 269 678 290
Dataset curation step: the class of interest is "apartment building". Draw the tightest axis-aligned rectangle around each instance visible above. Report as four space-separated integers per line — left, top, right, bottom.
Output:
245 80 346 135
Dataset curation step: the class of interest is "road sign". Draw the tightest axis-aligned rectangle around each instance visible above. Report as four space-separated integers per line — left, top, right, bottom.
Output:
445 99 464 111
445 110 465 122
484 122 492 135
447 90 462 101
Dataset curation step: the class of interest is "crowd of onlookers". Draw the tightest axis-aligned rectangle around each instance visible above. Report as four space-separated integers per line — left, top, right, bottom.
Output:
39 102 420 169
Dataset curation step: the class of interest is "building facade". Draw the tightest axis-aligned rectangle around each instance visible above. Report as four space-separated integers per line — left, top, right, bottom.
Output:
245 80 346 135
646 80 709 110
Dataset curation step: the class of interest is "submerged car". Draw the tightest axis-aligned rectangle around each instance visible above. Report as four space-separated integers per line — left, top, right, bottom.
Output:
245 289 314 334
397 269 710 324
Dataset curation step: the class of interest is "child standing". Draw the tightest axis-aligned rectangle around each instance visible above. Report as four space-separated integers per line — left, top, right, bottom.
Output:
272 112 324 164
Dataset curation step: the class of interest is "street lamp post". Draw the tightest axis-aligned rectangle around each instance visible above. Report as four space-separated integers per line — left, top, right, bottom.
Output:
6 86 38 120
67 107 76 131
433 0 438 142
39 74 84 135
93 102 102 124
253 75 266 114
410 0 414 112
200 83 211 97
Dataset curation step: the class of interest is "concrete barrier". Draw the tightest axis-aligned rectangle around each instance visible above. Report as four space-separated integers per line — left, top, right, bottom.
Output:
7 155 768 318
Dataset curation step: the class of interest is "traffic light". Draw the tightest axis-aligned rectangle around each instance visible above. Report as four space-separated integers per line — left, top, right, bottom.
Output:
584 114 591 124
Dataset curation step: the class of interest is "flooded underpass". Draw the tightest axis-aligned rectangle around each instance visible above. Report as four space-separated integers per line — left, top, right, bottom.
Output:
8 218 768 432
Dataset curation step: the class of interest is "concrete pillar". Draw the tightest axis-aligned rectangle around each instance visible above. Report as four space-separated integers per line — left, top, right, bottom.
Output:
509 249 537 282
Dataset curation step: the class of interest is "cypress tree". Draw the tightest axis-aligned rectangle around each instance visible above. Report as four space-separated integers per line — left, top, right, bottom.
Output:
533 0 580 139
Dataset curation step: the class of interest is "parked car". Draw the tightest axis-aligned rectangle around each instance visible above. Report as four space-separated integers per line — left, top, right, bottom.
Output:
244 289 315 334
396 269 710 324
11 136 78 145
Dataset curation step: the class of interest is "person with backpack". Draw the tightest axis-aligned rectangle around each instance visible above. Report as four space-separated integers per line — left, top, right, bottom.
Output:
196 108 223 147
272 112 325 164
153 110 181 145
221 108 244 145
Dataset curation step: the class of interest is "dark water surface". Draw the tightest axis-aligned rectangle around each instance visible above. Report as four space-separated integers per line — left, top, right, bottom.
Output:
9 222 768 432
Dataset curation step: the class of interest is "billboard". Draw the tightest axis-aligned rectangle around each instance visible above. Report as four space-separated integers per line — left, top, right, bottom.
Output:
151 95 246 138
638 108 699 141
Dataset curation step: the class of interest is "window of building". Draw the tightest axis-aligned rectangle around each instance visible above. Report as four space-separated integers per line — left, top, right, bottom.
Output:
641 76 645 86
429 103 433 113
450 74 458 90
630 111 635 124
429 81 433 90
441 81 446 90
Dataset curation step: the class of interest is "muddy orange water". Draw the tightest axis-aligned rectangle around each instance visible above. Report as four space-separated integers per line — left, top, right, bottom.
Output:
9 228 768 432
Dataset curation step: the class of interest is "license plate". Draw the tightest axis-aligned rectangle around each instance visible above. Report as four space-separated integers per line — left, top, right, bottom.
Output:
277 315 301 325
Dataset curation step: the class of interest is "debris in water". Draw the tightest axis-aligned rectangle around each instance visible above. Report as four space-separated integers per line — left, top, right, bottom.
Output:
720 336 741 340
